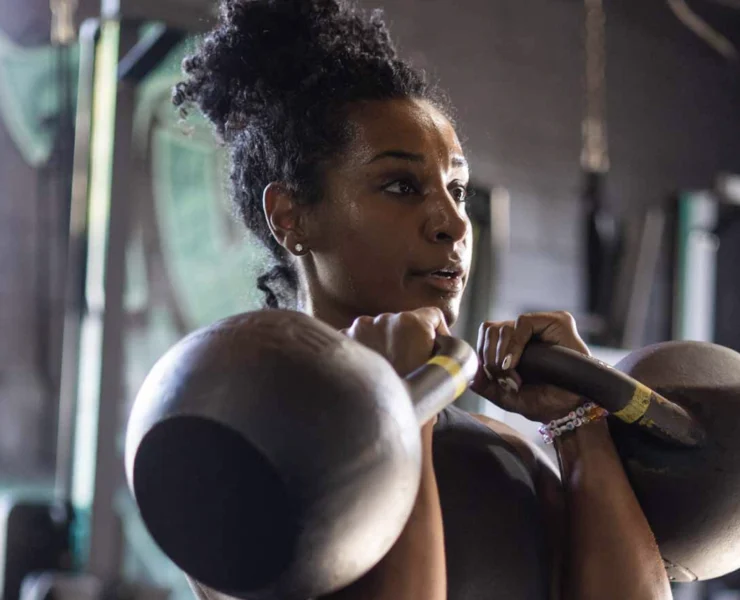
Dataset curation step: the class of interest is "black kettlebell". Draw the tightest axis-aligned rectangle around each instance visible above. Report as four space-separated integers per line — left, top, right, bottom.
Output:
125 309 740 597
125 310 477 599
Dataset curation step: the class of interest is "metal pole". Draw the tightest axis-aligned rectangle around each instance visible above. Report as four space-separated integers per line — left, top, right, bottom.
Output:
55 17 100 502
68 17 138 580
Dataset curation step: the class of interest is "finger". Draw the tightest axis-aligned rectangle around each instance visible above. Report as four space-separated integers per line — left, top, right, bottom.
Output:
481 324 500 381
499 370 522 394
435 318 452 337
541 311 589 354
476 322 488 367
520 312 586 350
493 322 520 393
412 306 449 336
506 312 587 371
495 322 515 370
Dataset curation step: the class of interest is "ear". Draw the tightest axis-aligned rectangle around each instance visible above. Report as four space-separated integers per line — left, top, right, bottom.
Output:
262 182 305 253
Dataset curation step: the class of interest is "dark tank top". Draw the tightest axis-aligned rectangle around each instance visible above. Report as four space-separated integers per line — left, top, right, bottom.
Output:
433 404 551 600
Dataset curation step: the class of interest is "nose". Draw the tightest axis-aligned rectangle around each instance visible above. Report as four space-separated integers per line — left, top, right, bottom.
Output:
423 192 469 245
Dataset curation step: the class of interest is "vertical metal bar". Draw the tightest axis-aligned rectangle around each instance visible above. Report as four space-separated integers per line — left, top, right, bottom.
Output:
90 17 138 580
672 193 719 343
56 17 100 502
620 207 665 348
69 17 138 580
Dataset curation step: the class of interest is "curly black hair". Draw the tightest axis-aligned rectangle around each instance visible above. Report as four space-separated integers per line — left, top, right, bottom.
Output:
173 0 448 309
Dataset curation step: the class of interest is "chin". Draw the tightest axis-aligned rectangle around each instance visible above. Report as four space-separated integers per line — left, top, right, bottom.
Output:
399 276 466 328
406 293 462 328
439 302 460 328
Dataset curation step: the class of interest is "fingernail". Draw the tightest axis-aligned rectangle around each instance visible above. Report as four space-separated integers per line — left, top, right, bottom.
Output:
483 365 494 381
501 354 512 371
498 377 520 393
505 376 520 393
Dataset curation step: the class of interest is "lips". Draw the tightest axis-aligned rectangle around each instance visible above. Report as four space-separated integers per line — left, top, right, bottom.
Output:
411 261 466 293
423 271 464 293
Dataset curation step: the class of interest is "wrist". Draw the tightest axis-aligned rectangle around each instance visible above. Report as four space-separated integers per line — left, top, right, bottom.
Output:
554 417 612 462
539 401 609 445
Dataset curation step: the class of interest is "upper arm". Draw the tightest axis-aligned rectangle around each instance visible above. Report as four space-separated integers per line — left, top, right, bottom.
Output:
471 414 566 600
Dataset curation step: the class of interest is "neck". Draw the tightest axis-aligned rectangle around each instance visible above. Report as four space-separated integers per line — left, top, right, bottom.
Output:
301 291 361 331
297 261 363 331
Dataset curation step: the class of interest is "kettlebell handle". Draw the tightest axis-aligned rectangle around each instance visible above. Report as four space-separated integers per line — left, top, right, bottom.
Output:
518 343 707 447
393 334 706 447
404 335 479 425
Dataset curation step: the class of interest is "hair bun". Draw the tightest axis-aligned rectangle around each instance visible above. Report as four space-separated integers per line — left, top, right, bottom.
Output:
173 0 401 140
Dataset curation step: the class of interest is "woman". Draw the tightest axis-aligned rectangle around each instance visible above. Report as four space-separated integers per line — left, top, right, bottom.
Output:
175 1 672 598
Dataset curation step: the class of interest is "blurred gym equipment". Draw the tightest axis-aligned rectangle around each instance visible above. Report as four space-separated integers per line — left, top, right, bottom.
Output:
0 499 75 600
126 309 740 599
1 0 208 597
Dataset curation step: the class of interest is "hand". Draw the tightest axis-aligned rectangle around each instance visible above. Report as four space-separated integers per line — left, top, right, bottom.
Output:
342 308 450 429
470 311 591 424
342 307 450 378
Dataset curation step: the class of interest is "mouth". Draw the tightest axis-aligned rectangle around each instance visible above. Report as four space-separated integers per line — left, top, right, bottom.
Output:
410 264 466 294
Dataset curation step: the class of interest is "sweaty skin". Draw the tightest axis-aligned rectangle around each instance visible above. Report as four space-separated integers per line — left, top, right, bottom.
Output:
263 97 671 600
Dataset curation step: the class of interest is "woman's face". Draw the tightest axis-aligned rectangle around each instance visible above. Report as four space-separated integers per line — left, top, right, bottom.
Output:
302 97 473 327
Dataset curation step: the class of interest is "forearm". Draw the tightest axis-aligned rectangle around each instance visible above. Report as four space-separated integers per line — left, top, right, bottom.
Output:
322 425 446 600
556 419 671 600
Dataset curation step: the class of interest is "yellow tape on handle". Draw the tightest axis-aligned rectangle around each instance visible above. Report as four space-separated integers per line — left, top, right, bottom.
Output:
427 355 468 399
613 382 652 423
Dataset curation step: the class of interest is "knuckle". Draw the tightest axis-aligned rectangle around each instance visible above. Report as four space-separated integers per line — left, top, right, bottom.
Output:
395 311 421 328
556 310 575 323
355 315 374 326
349 315 378 339
559 311 579 332
482 321 503 335
372 312 393 325
483 326 497 342
500 323 515 335
429 306 444 319
514 314 530 329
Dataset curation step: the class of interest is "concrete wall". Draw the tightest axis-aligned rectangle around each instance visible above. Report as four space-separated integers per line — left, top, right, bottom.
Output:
367 0 740 334
359 0 740 432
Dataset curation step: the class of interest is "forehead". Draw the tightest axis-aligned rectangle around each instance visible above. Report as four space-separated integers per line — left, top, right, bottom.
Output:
342 98 464 165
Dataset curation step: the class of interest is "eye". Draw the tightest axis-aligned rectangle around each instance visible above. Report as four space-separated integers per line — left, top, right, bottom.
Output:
450 184 473 204
384 179 419 196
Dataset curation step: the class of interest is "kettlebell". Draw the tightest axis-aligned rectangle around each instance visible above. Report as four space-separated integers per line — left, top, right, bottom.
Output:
517 340 740 582
125 310 477 600
126 309 740 596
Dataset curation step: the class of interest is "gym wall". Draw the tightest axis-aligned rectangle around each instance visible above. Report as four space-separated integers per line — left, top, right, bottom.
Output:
365 0 740 342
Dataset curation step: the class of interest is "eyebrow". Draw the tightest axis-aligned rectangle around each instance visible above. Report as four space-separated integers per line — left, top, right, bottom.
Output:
367 150 468 169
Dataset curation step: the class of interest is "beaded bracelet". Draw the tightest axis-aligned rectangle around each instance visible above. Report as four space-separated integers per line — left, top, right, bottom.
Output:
538 401 610 445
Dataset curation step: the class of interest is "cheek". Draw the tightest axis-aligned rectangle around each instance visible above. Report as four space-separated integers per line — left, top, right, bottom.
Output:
464 222 474 259
338 210 412 277
323 190 404 254
313 200 410 287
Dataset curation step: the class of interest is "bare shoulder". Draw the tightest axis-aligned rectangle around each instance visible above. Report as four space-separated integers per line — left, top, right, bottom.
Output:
470 413 560 481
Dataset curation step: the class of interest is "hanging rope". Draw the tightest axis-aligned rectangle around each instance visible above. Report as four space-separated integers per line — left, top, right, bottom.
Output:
581 0 609 175
50 0 79 46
